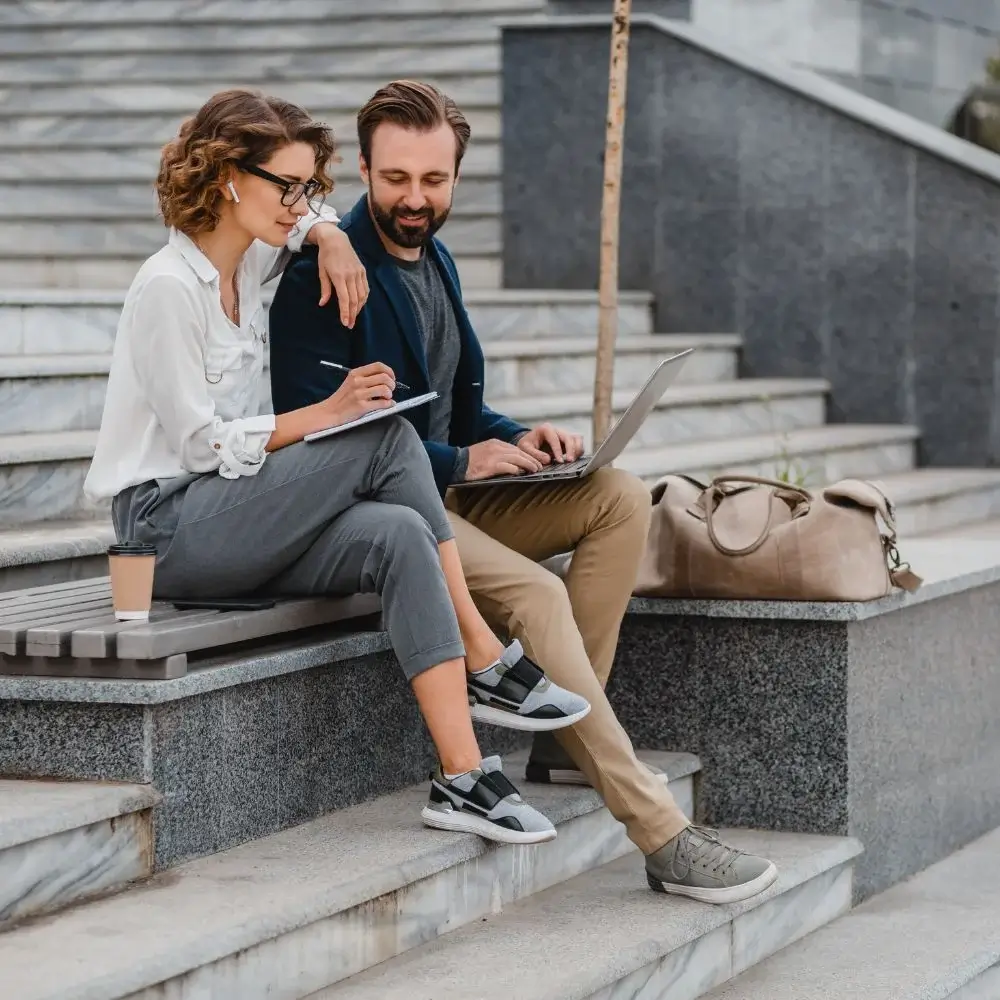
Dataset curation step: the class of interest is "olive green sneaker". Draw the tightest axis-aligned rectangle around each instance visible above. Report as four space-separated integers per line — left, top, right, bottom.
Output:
646 826 778 905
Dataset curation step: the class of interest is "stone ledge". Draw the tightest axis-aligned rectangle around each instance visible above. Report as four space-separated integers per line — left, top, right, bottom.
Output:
500 13 1000 189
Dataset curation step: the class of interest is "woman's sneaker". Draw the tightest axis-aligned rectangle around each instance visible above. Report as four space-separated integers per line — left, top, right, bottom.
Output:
421 755 557 845
467 640 591 732
645 826 778 905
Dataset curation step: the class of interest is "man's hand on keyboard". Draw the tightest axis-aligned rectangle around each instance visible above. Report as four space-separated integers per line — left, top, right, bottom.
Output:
465 439 544 481
516 423 585 466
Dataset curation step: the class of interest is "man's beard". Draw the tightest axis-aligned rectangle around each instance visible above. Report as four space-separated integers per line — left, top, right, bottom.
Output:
369 190 452 249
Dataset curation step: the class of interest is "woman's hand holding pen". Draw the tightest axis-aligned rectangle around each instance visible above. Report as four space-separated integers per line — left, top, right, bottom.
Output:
323 362 398 425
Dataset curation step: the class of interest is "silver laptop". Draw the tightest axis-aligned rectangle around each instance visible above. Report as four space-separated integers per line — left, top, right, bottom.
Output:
453 349 692 488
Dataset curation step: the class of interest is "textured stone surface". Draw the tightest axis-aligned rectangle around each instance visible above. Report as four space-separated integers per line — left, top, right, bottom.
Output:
610 568 1000 900
0 752 698 1000
690 0 997 126
316 832 859 1000
501 15 1000 467
704 825 1000 999
1 646 529 869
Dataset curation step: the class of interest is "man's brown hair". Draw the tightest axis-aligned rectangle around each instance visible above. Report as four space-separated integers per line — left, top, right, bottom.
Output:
356 80 471 170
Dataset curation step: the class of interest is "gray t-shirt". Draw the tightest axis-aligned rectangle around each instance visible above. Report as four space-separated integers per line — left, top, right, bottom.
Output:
394 252 469 482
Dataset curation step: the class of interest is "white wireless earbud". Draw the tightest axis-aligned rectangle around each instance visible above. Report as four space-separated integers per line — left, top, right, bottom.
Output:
227 180 240 204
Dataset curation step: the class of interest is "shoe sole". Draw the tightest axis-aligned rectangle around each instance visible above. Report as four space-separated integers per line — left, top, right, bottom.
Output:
468 701 592 732
524 762 592 786
421 806 558 845
647 861 779 905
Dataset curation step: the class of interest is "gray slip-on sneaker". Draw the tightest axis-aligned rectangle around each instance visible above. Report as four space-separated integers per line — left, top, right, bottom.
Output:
645 825 778 905
467 640 591 732
421 755 557 845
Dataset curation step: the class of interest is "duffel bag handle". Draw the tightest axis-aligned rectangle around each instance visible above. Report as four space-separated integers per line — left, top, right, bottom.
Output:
704 476 812 557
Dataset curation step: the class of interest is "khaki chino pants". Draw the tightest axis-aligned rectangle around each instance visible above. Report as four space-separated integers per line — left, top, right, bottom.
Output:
446 467 690 855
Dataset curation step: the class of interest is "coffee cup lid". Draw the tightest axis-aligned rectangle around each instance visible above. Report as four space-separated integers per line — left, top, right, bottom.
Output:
108 541 157 557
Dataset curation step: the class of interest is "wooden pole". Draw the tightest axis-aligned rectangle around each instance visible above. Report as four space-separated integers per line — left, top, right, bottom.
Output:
592 0 633 446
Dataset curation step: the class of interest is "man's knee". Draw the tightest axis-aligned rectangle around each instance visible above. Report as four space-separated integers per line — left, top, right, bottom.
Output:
590 467 652 529
377 503 436 551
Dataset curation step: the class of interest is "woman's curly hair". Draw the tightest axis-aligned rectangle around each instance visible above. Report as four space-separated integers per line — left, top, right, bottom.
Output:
156 89 336 234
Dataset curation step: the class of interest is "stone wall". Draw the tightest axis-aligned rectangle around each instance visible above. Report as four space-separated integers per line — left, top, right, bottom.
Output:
501 15 1000 468
690 0 1000 127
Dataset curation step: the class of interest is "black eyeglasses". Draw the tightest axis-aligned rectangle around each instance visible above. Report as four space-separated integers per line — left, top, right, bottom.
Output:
237 161 326 211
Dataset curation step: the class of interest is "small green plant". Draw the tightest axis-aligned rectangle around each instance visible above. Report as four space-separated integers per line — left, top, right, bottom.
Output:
757 391 818 487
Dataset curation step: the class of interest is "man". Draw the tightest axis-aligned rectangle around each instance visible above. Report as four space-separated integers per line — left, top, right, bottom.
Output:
269 80 776 903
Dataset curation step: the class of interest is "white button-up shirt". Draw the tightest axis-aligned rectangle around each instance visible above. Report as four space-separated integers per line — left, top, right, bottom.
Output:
84 210 338 502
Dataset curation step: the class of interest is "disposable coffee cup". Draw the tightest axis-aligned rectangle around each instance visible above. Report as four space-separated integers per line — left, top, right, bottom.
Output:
107 542 157 622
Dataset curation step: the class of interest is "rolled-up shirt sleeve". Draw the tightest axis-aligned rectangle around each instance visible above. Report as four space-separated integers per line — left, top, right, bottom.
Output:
256 203 341 285
129 275 275 480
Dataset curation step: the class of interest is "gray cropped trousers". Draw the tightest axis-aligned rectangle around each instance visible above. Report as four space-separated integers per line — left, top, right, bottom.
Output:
112 416 466 681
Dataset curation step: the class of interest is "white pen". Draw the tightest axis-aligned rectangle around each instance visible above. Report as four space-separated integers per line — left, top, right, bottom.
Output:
321 360 410 392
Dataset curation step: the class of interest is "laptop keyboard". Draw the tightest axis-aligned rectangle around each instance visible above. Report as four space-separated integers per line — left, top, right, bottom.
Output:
533 457 591 478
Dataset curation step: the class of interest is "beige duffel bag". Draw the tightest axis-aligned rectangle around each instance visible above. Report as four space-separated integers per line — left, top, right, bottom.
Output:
634 474 922 602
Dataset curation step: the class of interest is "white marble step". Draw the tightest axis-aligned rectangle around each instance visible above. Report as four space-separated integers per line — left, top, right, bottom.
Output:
619 423 919 486
0 107 501 150
0 139 499 182
0 779 160 929
926 516 1000 539
314 832 862 1000
0 336 736 435
0 422 918 529
0 252 502 290
0 288 655 353
873 467 1000 538
0 750 698 1000
0 0 545 27
0 42 501 86
0 518 114 592
701 825 1000 1000
0 76 499 119
497 378 830 452
0 214 501 258
0 15 519 57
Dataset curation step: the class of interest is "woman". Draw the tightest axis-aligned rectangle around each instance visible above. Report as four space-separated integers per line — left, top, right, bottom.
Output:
84 89 590 845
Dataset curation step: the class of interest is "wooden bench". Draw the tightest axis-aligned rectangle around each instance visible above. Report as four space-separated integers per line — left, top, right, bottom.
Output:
0 577 382 680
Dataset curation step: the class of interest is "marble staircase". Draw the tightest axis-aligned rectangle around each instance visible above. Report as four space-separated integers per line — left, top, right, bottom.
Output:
0 741 863 1000
0 0 545 288
702 825 1000 1000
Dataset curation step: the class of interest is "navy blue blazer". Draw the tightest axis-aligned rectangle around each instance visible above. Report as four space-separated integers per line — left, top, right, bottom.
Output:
269 196 528 496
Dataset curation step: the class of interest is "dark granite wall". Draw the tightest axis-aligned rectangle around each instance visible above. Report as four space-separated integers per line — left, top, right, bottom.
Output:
502 17 1000 468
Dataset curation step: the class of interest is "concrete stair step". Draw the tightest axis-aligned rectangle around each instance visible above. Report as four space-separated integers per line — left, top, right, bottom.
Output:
0 750 698 1000
0 106 501 151
0 336 737 436
619 423 919 485
496 377 829 452
0 213 501 258
925 516 1000 539
0 140 501 184
0 76 500 119
0 0 546 27
313 832 862 1000
0 430 104 527
0 252 502 290
0 15 521 57
0 42 502 86
700 825 1000 1000
0 422 918 531
0 778 159 928
872 467 1000 538
0 288 655 352
0 518 114 592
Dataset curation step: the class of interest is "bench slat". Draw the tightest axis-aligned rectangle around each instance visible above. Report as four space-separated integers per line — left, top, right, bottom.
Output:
0 599 117 655
0 652 187 680
0 578 110 617
0 592 111 625
0 575 111 604
115 593 382 659
71 608 223 658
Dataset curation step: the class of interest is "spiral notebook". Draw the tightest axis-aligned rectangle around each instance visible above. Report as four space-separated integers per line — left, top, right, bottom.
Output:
304 391 438 443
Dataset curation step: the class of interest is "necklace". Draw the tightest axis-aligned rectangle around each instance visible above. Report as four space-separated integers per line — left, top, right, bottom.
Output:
192 237 240 326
